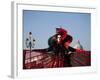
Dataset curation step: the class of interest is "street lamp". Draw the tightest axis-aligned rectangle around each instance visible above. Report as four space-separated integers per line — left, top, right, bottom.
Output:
26 32 35 67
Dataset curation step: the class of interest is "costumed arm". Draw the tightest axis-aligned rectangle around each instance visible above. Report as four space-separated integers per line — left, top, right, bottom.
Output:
76 48 86 53
68 46 85 53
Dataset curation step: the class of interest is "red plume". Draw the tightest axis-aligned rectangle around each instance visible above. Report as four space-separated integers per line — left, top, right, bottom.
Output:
56 28 67 39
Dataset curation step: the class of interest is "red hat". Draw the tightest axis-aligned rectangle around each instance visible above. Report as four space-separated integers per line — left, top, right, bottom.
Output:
56 28 67 39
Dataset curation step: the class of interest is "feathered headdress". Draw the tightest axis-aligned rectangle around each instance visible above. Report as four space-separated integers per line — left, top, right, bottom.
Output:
56 27 67 39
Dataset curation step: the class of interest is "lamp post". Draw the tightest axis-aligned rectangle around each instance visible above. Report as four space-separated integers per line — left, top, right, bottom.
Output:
26 32 35 67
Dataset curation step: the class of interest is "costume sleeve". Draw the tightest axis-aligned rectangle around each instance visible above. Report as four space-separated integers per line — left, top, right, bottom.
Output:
68 46 76 52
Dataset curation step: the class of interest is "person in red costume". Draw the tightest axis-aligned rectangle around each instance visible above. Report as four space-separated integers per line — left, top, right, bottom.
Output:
47 27 68 54
47 27 86 66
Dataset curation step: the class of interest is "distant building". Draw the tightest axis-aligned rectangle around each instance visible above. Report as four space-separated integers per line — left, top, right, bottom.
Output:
74 40 83 50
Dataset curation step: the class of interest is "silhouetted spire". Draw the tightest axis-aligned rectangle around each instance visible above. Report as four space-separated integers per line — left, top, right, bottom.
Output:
74 40 83 50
